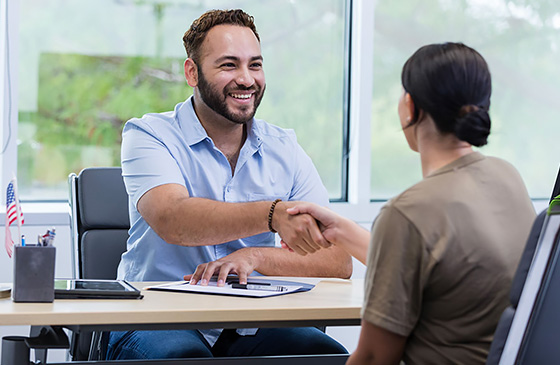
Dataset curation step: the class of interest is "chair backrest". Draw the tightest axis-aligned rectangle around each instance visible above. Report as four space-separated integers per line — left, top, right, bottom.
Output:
68 167 129 280
486 201 560 364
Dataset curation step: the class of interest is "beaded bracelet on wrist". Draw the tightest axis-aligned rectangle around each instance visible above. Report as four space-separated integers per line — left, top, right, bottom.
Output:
267 199 282 233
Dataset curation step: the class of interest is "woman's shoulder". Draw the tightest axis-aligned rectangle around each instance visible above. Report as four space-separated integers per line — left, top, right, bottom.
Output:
389 176 447 209
387 153 531 233
386 156 488 220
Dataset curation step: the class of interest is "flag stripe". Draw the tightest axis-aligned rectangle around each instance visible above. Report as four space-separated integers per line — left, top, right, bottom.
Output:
5 180 23 258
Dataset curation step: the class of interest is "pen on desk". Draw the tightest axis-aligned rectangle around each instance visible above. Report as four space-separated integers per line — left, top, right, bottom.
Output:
231 283 288 292
226 279 270 286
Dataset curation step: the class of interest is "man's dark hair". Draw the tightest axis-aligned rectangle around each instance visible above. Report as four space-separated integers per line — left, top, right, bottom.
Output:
183 9 260 64
401 42 492 147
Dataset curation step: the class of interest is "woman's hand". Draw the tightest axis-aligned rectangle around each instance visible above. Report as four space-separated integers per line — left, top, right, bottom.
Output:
282 203 341 254
285 202 370 264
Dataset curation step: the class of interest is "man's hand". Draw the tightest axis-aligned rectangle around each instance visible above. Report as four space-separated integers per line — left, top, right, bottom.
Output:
271 201 332 256
286 202 341 241
183 248 260 287
285 202 370 264
279 202 339 255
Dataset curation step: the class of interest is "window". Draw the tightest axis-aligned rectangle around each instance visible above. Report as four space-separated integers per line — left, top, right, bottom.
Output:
14 0 348 201
370 0 560 200
11 0 556 204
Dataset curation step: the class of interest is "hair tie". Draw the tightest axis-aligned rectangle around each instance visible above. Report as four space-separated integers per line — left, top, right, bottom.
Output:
458 104 480 117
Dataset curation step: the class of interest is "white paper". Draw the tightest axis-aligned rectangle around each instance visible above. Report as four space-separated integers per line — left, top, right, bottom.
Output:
145 280 306 298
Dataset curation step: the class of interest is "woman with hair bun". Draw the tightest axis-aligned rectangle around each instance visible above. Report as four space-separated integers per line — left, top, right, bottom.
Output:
284 43 535 364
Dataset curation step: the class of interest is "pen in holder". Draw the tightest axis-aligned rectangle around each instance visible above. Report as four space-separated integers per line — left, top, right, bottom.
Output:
12 245 56 302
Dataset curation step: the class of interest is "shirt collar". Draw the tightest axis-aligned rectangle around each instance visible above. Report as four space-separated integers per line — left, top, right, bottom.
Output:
246 119 264 154
177 96 264 151
427 151 486 178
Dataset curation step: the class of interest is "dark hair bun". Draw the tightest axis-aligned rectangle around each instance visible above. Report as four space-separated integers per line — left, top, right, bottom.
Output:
401 43 493 146
454 106 491 147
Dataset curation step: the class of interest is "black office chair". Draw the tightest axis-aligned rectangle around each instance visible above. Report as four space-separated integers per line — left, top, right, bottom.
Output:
68 167 130 360
487 165 560 363
485 208 547 364
509 201 560 363
486 194 560 364
69 167 130 280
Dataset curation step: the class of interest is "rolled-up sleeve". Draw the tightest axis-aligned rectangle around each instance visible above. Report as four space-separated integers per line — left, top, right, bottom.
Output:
121 121 185 208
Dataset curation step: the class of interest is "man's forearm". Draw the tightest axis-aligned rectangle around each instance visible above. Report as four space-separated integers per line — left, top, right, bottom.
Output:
149 196 272 246
248 245 353 279
139 184 335 256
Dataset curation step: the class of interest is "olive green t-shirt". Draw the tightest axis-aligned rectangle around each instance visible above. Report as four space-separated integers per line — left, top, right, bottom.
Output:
362 152 535 364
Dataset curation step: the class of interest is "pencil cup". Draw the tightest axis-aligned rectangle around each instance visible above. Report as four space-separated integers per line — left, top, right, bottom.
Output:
12 245 56 302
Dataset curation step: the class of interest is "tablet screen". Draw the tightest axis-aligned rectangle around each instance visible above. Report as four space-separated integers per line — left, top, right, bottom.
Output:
54 279 141 299
56 280 132 291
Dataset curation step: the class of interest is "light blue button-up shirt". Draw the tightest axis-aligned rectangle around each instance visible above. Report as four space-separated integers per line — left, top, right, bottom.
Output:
118 97 328 345
118 96 328 282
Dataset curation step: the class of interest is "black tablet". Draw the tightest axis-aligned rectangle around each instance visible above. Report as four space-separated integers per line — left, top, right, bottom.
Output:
54 279 142 299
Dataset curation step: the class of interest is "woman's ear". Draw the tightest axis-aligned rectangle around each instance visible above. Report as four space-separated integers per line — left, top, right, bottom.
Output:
184 58 198 88
404 93 415 121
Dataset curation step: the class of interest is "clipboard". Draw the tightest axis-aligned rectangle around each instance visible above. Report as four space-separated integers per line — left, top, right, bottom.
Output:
54 279 142 299
145 278 315 298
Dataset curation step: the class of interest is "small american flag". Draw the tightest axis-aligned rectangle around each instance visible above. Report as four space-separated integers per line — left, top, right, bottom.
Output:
5 180 24 258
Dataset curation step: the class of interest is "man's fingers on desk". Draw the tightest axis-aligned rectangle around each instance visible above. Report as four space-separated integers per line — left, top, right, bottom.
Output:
201 261 243 287
217 267 247 286
214 262 237 286
238 272 248 285
189 263 210 285
200 262 222 285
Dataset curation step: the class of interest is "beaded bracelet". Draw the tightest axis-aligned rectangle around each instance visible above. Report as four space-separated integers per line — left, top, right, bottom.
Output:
267 199 282 233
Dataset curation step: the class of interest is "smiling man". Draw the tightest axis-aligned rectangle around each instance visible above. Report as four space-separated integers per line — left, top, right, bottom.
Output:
108 9 351 361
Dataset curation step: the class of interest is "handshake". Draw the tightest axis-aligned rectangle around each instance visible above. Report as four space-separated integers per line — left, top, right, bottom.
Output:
186 200 367 288
272 201 336 256
273 201 368 263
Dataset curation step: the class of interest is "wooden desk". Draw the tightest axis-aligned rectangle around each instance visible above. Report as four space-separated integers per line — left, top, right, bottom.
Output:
0 278 363 364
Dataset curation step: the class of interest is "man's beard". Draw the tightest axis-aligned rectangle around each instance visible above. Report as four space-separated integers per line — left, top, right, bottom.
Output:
197 68 265 124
